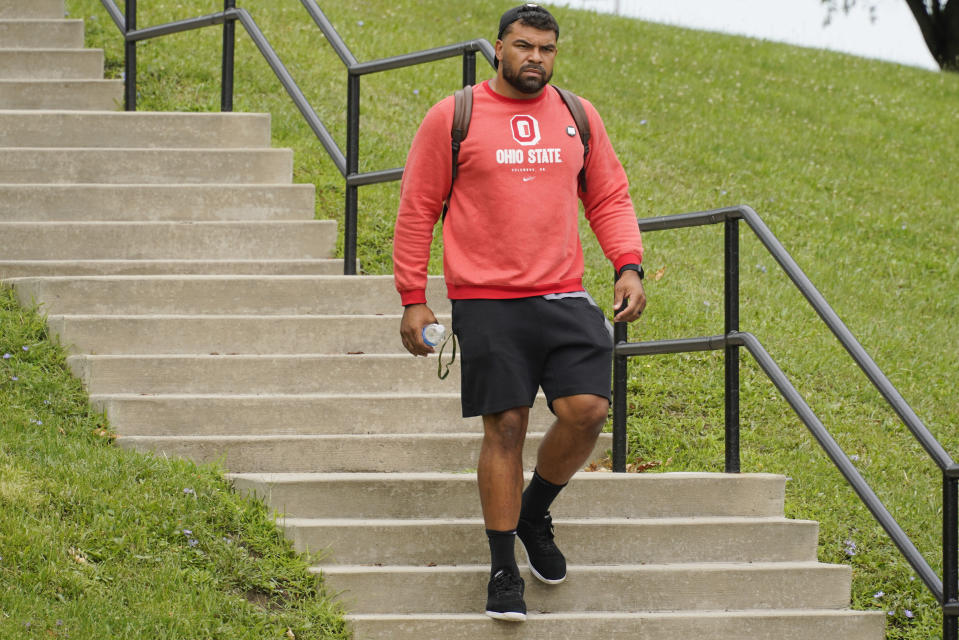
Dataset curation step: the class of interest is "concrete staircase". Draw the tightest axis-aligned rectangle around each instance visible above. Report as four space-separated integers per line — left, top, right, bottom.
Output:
0 2 886 638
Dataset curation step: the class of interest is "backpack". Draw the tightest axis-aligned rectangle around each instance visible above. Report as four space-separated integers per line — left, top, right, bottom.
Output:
443 84 592 220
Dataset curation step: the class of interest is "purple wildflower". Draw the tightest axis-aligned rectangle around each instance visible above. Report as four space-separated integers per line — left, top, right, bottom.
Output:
844 539 857 557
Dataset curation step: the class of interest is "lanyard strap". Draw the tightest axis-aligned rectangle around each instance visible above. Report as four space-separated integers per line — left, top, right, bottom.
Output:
436 333 457 380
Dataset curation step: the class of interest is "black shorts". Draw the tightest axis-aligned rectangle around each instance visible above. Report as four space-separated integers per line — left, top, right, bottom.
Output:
451 296 613 418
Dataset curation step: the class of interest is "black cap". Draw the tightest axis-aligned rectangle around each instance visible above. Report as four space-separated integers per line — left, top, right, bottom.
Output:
497 3 559 41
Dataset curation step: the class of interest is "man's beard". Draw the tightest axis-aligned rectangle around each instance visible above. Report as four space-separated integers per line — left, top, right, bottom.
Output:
501 57 552 94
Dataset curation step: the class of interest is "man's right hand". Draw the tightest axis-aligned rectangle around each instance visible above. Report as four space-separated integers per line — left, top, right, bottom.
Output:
400 303 438 356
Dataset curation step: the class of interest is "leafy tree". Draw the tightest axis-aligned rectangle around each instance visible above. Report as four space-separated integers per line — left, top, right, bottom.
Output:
822 0 959 70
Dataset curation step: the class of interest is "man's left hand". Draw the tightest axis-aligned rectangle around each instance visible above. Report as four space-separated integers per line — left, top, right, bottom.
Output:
612 270 646 323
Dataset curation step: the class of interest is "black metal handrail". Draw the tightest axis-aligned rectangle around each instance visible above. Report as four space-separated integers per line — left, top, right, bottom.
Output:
611 204 957 638
98 0 495 274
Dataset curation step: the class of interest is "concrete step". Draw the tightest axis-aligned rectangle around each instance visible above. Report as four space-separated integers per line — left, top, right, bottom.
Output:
0 79 122 110
66 353 458 394
8 275 450 315
0 184 315 221
0 221 336 260
0 259 348 278
117 433 612 474
283 516 818 565
0 48 104 79
0 148 293 184
345 610 885 640
0 110 272 148
320 563 852 615
46 314 446 355
227 472 788 520
0 20 84 48
89 393 551 436
0 0 64 19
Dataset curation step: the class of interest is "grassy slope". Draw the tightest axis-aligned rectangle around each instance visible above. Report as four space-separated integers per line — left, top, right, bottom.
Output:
15 0 959 637
0 290 348 639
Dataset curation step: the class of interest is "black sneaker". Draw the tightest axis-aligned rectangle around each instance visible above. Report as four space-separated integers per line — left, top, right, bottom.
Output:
485 568 527 622
517 512 567 584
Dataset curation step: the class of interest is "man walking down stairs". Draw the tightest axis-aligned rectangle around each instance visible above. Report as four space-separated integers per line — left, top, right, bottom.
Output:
0 1 886 637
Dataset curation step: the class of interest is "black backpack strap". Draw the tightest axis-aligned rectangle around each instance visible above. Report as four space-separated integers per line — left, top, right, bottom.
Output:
554 86 591 193
443 84 473 221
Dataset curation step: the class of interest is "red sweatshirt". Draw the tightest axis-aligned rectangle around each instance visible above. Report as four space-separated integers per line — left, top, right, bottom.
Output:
393 80 643 306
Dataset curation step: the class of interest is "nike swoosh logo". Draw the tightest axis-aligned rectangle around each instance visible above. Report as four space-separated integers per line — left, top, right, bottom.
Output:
523 176 535 182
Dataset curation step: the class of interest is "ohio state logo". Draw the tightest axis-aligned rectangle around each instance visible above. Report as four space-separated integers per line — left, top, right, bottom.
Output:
510 115 541 146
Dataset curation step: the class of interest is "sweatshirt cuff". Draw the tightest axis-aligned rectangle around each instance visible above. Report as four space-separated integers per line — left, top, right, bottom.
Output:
400 290 428 306
613 253 642 272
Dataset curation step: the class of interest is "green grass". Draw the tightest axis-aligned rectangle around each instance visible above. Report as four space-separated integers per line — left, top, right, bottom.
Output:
0 288 348 639
10 0 957 637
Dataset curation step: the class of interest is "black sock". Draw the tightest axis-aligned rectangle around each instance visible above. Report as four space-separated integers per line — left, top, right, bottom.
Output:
486 529 518 576
520 469 567 522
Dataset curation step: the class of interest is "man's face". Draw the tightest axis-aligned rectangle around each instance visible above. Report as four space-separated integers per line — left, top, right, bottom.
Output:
496 22 557 95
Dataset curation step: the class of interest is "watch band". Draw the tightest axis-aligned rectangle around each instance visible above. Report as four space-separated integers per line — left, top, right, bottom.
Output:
617 263 644 280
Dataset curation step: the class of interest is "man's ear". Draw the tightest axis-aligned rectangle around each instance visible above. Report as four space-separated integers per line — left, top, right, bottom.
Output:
493 40 503 69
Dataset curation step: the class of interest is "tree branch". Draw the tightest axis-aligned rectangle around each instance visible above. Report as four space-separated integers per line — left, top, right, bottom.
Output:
941 1 959 68
904 0 945 63
943 1 959 29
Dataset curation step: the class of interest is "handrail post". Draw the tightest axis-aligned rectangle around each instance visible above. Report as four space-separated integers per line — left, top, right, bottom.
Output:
124 0 136 111
221 0 236 112
945 473 958 639
724 215 741 473
612 270 629 472
344 71 360 275
462 50 476 87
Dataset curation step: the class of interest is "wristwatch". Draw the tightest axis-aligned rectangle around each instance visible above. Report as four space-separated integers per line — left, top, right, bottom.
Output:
617 263 644 280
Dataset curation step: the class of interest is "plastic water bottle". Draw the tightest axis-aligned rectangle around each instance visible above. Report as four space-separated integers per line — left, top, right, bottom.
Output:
422 323 447 347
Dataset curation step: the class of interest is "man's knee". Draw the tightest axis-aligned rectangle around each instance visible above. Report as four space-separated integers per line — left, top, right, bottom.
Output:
553 394 610 436
483 407 529 450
